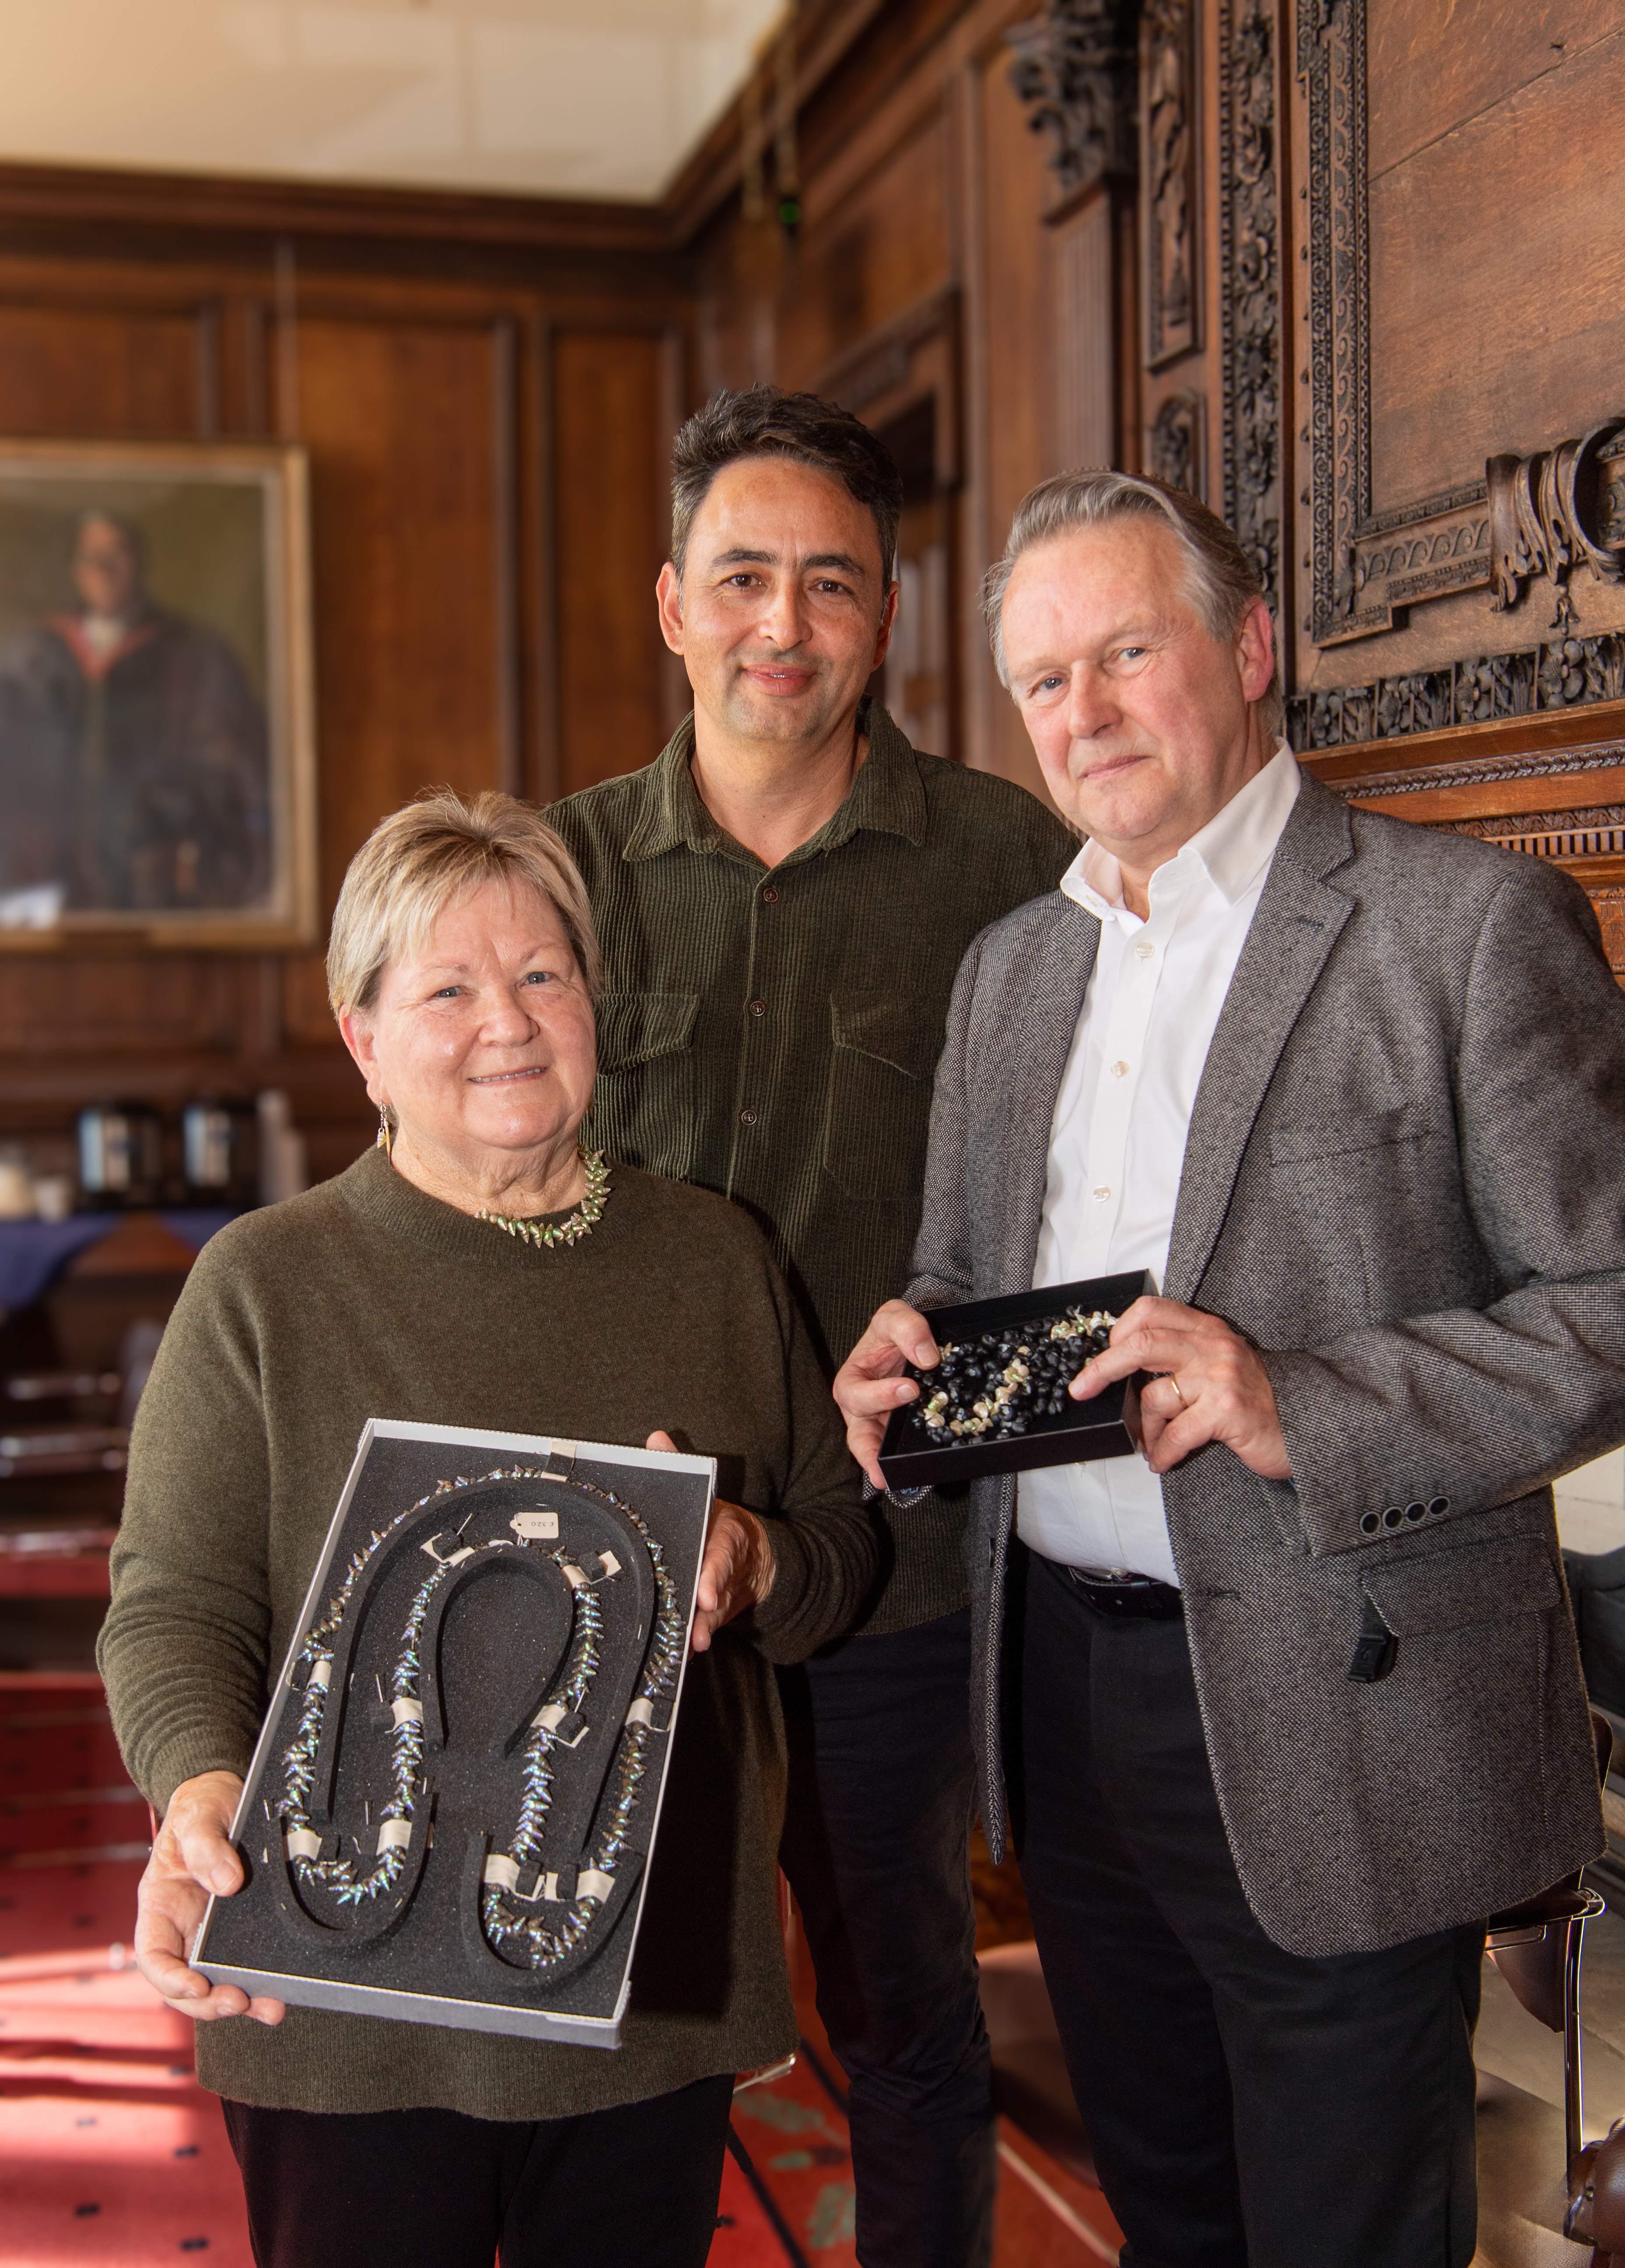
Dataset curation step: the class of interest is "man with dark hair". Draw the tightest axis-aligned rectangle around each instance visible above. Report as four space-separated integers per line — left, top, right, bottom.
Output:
835 470 1624 2265
549 384 1074 2268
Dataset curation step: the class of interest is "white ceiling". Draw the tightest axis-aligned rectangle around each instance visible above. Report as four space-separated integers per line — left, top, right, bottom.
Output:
0 0 786 203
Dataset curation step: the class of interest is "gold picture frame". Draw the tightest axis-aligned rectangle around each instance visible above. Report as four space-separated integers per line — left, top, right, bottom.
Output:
0 436 316 950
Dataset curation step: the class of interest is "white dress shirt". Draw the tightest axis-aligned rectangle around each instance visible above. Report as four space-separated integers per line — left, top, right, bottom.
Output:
1017 742 1302 1584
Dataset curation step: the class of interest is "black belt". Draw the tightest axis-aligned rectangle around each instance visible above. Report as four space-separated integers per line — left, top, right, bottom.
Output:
1062 1565 1185 1621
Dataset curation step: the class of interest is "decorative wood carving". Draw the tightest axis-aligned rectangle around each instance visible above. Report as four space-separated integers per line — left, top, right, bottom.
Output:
1007 0 1141 198
1218 0 1282 620
1590 890 1625 978
1288 631 1625 751
1300 705 1625 976
1149 388 1206 497
1442 805 1625 857
1143 0 1199 368
1313 423 1625 646
1337 479 1492 636
1297 0 1370 645
1488 422 1625 619
1295 0 1625 661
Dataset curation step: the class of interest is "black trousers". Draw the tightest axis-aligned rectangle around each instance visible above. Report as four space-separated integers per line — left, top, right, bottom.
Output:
221 2073 734 2268
1010 1548 1483 2268
777 1605 996 2268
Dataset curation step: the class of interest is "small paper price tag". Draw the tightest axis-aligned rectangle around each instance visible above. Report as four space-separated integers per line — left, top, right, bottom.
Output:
510 1510 560 1540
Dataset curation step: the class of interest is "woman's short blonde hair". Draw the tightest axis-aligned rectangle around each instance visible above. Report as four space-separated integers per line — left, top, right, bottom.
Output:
326 789 602 1019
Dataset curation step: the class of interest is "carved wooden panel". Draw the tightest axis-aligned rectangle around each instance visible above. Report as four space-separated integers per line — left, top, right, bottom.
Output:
1217 0 1281 615
1288 0 1625 735
1302 699 1625 981
1142 0 1199 369
1052 192 1118 469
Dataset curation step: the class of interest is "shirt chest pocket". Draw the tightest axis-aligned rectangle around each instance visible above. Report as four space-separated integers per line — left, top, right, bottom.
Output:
823 991 951 1207
590 991 700 1183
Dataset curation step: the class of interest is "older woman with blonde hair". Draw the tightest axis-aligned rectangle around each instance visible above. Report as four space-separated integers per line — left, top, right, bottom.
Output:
99 789 875 2268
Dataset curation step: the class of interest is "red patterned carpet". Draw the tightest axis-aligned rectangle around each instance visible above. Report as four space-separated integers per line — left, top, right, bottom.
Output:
0 1673 1120 2265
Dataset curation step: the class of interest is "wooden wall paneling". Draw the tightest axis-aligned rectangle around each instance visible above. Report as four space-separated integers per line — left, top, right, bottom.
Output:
1288 0 1625 723
225 296 271 439
1365 0 1624 205
1143 0 1216 496
284 309 513 899
550 327 672 799
1050 188 1120 474
954 28 996 782
1367 23 1625 502
1219 0 1287 646
1301 697 1625 983
657 324 693 740
968 14 1069 801
0 295 204 437
490 314 522 801
776 92 950 386
529 312 561 805
0 957 238 1059
282 952 338 1050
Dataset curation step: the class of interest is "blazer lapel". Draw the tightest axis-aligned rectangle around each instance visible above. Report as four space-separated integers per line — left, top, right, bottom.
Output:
1164 777 1356 1306
988 897 1100 1295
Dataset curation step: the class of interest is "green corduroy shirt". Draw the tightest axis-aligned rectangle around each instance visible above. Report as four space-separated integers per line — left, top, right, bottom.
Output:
550 700 1076 1636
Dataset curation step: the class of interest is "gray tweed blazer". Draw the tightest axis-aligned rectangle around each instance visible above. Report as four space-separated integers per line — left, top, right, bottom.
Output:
908 771 1624 1957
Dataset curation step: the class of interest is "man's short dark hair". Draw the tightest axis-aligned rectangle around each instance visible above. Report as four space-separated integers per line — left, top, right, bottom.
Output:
670 385 904 590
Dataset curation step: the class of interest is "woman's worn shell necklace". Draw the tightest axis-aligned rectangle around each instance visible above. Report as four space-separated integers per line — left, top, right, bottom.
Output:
475 1148 610 1250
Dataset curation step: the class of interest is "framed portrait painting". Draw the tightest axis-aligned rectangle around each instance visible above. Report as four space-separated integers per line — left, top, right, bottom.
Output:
0 438 316 949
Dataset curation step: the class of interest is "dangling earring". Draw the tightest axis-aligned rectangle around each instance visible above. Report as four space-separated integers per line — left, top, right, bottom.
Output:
376 1105 393 1161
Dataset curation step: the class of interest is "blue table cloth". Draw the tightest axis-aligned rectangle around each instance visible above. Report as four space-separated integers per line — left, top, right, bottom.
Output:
0 1209 239 1317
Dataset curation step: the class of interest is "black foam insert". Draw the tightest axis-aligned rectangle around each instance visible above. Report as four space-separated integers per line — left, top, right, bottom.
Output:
876 1271 1155 1489
193 1427 711 2043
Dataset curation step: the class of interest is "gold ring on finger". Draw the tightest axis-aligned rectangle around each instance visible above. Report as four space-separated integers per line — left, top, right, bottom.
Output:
1170 1374 1189 1410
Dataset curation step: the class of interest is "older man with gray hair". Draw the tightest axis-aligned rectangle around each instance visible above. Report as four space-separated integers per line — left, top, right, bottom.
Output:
836 470 1625 2264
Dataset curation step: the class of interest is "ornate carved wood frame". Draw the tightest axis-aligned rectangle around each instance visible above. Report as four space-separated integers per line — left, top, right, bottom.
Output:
1302 697 1625 979
1290 0 1625 753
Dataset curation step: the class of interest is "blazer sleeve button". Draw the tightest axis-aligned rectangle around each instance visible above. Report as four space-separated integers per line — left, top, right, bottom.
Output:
1428 1496 1450 1515
1360 1511 1381 1535
1405 1501 1426 1522
1382 1506 1404 1529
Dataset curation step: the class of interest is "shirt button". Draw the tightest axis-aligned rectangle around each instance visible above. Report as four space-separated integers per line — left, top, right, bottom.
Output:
761 886 779 904
749 999 766 1017
1110 1060 1129 1078
740 1108 758 1126
1133 940 1155 961
1092 1186 1111 1201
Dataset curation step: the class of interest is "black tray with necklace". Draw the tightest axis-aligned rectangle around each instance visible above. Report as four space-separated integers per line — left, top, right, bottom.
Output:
876 1270 1156 1489
191 1419 712 2047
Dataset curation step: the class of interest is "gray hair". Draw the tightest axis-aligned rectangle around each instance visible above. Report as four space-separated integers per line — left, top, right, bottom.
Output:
981 470 1284 741
327 788 601 1020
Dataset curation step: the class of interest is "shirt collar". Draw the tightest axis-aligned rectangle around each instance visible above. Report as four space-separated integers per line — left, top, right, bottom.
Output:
1060 739 1301 925
620 698 929 864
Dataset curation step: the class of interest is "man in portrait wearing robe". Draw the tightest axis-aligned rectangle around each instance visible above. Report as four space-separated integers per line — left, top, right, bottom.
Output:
0 508 270 913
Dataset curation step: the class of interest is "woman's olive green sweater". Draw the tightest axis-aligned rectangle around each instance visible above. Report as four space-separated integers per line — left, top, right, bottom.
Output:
98 1147 876 2122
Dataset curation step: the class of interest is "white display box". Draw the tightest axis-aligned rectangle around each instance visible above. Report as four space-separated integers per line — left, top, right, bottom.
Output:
191 1420 713 2047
